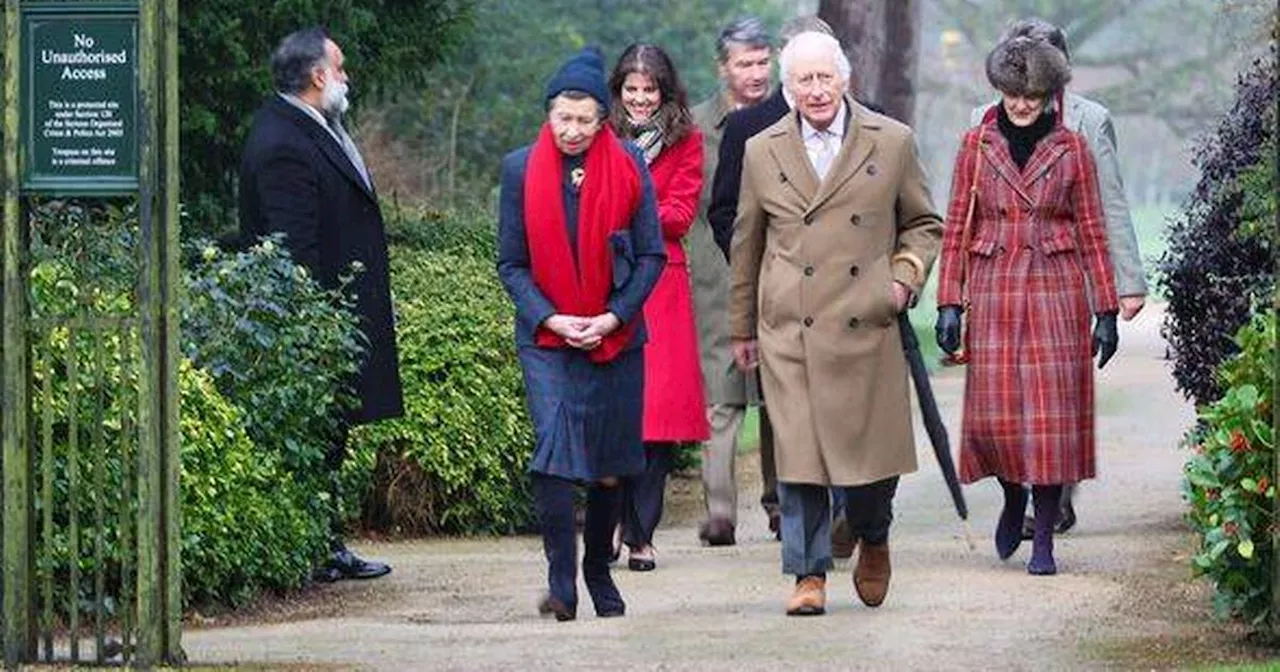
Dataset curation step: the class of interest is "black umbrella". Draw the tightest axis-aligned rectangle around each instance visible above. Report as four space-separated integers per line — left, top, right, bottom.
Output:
898 313 974 546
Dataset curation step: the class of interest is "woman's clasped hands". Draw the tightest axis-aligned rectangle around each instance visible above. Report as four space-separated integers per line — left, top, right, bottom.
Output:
544 313 622 350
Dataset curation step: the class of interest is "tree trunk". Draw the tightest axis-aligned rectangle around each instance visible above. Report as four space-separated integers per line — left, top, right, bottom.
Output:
818 0 920 125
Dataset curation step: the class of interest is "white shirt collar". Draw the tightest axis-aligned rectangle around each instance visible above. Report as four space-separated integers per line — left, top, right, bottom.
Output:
278 92 345 145
800 99 847 142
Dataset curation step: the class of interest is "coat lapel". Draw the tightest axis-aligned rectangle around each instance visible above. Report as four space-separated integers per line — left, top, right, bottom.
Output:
271 97 377 203
1021 128 1071 187
808 97 875 215
980 127 1036 207
764 111 819 204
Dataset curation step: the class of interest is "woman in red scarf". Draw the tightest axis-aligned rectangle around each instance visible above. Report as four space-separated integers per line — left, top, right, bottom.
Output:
497 46 665 621
606 44 709 573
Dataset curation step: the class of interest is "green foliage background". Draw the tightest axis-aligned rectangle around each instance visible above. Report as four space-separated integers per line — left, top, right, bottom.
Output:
177 0 473 233
374 0 786 205
1183 313 1276 626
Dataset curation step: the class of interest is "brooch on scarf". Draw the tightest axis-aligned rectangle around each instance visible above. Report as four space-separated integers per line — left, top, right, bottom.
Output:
570 166 585 190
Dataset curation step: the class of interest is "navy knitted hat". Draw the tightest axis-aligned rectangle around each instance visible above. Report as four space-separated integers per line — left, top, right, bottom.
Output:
544 45 610 114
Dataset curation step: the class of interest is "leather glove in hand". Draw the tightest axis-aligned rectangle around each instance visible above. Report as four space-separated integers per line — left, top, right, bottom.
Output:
935 305 963 355
1092 311 1119 369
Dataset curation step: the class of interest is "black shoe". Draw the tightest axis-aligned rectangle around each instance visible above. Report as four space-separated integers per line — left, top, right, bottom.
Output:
698 517 736 547
312 565 344 584
329 548 392 580
1020 515 1035 541
1055 499 1077 534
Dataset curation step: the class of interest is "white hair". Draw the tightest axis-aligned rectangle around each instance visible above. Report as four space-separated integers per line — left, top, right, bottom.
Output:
779 31 850 86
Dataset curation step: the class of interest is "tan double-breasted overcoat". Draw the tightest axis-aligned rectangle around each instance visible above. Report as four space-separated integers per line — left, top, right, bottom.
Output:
729 98 942 486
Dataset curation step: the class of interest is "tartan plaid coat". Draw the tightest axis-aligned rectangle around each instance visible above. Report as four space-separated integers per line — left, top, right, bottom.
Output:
936 119 1119 485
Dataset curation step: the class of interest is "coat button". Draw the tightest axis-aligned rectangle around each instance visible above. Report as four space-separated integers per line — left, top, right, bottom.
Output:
850 214 861 226
804 266 815 276
867 164 877 176
848 317 860 329
849 265 859 277
803 317 814 327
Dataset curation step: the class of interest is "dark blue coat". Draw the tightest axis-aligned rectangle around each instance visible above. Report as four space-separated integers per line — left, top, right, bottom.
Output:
496 141 665 480
238 95 404 425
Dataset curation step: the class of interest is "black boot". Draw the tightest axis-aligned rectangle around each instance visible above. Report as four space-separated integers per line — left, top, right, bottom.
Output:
995 478 1027 560
1029 485 1063 575
1056 484 1077 533
583 484 626 617
533 475 578 620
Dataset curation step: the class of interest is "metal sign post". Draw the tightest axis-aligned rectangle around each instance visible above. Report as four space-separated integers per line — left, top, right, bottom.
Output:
1 0 180 667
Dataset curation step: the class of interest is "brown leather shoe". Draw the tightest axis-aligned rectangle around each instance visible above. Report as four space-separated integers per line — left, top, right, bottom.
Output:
831 514 855 559
537 593 576 622
786 575 827 616
853 541 891 607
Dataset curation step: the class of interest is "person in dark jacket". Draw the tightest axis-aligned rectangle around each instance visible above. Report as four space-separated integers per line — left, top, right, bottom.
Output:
238 27 403 582
497 46 666 621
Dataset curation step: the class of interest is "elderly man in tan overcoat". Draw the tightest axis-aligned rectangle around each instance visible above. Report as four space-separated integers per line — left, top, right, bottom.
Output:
729 32 941 617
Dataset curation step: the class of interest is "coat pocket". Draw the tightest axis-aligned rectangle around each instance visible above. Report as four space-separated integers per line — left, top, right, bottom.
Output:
1038 231 1077 256
968 238 1001 257
610 229 634 289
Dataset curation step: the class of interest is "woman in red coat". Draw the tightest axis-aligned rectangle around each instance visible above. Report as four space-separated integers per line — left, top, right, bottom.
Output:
607 43 709 572
934 35 1119 576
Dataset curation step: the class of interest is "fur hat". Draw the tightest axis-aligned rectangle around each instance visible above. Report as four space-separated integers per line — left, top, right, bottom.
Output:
985 35 1071 96
545 46 610 114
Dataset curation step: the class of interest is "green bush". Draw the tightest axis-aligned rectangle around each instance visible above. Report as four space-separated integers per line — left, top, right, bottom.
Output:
27 251 330 613
179 360 330 606
1183 311 1276 625
182 236 364 479
346 231 535 535
20 201 350 613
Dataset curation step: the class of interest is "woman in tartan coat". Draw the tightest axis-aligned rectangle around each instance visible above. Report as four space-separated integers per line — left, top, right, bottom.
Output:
497 46 665 620
606 44 710 573
935 35 1119 576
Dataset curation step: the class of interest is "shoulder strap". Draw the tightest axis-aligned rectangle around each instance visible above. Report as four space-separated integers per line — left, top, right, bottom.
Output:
958 125 985 306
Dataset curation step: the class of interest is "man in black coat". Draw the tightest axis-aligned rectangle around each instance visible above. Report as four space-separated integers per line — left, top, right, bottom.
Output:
239 27 403 581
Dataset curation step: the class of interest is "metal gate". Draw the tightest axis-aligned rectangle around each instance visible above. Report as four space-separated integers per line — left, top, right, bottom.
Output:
1 0 180 667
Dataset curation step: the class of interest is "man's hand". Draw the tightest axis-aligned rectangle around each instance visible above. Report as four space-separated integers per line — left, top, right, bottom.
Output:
732 339 759 372
891 281 913 313
1119 295 1145 321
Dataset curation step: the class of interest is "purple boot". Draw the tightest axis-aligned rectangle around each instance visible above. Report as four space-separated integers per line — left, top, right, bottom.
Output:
1028 485 1063 575
995 478 1027 560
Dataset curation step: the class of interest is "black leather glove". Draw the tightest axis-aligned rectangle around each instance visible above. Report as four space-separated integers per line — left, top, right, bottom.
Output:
935 305 963 355
1092 311 1118 369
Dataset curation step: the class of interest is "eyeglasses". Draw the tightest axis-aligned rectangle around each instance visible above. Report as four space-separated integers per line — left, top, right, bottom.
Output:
790 71 838 93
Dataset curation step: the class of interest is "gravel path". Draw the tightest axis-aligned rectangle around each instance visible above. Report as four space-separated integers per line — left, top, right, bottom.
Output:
185 305 1219 670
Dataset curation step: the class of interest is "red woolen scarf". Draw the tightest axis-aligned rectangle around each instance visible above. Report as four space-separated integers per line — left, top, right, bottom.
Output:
524 122 641 363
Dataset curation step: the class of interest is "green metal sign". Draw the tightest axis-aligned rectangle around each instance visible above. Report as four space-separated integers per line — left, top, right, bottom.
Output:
21 3 138 194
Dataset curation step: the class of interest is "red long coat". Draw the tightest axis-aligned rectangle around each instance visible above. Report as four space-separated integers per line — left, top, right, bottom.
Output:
937 121 1118 485
641 129 711 442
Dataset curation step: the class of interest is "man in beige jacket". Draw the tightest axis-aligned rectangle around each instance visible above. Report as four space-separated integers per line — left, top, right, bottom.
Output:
730 32 942 616
690 16 774 546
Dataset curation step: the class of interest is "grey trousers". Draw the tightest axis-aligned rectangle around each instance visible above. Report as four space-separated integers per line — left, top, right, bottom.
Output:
778 477 899 576
701 403 778 524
